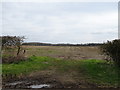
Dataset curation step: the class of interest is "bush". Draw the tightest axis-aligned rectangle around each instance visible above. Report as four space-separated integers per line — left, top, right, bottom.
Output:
100 39 120 67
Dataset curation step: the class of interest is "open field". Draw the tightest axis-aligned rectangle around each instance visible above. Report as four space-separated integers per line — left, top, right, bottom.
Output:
2 46 120 89
22 46 105 60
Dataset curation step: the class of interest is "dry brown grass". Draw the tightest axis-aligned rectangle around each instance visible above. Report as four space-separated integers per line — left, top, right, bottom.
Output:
2 47 26 63
22 46 105 60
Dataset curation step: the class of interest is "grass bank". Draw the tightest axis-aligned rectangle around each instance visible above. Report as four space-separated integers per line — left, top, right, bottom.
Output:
2 56 120 86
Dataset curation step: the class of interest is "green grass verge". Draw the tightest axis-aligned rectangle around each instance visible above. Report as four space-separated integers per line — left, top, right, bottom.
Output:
2 56 56 75
2 56 120 86
79 60 119 86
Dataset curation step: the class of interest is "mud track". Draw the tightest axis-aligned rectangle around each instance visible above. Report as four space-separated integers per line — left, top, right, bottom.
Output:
2 70 118 89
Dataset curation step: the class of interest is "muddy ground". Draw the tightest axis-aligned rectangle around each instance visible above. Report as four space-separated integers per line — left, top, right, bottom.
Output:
2 70 118 89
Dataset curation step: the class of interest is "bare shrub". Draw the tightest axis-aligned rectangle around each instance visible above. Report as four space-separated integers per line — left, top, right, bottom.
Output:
1 36 27 63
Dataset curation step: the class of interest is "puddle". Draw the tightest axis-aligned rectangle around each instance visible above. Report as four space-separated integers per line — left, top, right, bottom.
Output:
29 84 50 88
5 81 51 89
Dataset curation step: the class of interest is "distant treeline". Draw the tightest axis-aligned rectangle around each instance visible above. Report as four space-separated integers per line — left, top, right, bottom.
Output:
22 42 103 46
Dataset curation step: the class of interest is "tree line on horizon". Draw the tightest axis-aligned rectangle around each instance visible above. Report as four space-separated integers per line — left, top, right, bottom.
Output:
22 42 103 46
0 35 104 46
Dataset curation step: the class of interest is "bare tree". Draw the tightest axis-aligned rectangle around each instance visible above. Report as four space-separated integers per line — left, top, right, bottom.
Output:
1 36 25 56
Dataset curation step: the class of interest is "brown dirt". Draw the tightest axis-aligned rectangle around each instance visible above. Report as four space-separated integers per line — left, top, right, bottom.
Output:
2 69 115 89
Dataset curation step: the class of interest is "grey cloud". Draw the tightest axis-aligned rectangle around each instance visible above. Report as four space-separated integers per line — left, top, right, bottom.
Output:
2 2 118 43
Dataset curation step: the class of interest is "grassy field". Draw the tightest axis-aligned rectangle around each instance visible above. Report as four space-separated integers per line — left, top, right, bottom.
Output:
2 46 105 60
2 46 120 88
22 46 105 60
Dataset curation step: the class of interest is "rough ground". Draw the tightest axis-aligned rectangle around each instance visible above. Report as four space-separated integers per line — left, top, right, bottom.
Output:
2 69 118 89
2 46 112 89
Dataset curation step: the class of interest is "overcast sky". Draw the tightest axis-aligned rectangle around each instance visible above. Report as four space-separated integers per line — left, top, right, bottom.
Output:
2 2 118 44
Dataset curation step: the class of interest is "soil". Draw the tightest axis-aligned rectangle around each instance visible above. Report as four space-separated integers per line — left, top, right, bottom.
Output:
2 70 118 89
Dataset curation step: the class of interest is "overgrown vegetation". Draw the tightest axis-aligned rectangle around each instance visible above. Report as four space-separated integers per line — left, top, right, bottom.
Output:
2 56 120 86
100 39 120 67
